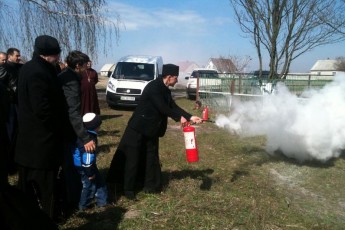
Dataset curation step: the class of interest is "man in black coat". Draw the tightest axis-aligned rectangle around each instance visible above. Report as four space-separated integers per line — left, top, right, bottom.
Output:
1 81 58 229
107 64 203 200
15 35 65 219
4 48 23 175
6 48 23 103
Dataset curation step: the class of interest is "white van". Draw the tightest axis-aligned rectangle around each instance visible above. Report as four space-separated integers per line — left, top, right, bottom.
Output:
106 55 163 107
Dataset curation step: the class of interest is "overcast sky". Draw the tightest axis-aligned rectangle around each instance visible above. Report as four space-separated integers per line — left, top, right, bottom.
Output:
98 0 345 73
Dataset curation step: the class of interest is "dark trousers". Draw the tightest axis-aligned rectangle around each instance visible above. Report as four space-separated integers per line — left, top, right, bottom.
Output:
61 140 82 211
107 126 162 192
17 166 58 218
77 166 108 210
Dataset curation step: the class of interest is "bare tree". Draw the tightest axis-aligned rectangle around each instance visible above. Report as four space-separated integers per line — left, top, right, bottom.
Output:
0 0 121 63
212 56 237 73
222 55 252 73
230 0 345 79
0 1 20 48
335 56 345 71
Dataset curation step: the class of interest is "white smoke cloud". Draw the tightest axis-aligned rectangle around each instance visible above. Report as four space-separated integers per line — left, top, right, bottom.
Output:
215 74 345 162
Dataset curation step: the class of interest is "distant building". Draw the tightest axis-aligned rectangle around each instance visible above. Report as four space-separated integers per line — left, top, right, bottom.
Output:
176 61 200 77
205 58 237 73
310 60 339 76
100 63 115 77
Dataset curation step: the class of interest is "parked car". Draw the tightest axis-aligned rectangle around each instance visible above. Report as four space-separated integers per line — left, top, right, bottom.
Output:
185 68 219 99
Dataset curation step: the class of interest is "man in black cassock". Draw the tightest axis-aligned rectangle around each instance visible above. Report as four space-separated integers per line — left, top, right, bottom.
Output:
107 64 203 200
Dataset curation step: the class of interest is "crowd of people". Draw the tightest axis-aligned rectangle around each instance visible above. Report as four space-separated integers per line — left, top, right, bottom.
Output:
0 34 202 228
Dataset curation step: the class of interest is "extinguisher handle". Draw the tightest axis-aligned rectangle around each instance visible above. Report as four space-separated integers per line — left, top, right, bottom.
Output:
184 122 191 127
184 121 198 127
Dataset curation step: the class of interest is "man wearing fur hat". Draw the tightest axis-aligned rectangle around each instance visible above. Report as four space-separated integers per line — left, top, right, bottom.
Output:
107 64 203 200
15 35 65 220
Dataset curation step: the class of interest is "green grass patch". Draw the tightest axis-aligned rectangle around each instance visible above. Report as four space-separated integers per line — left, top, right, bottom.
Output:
36 82 345 229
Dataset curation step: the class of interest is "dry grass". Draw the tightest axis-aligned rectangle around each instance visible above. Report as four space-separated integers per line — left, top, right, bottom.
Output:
56 76 345 229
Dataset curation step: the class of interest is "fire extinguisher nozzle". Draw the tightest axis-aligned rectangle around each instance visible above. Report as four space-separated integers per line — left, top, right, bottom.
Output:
202 119 215 123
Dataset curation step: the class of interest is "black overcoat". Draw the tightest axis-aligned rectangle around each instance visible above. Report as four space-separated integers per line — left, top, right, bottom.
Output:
128 77 192 137
58 67 91 144
15 55 65 169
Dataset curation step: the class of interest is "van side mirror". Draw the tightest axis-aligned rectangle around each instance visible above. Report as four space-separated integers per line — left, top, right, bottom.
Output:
107 71 112 78
185 76 189 80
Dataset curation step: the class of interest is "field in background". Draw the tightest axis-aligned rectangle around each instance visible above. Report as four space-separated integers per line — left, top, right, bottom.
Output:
56 76 345 229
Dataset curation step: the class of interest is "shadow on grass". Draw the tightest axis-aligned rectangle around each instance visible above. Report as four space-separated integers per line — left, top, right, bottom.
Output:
231 170 249 182
97 129 120 153
100 114 123 121
66 206 127 230
98 130 120 136
98 143 118 154
162 168 214 191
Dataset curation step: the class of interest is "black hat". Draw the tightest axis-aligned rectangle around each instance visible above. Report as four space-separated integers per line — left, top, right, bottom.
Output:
34 35 61 55
162 64 179 76
83 113 102 130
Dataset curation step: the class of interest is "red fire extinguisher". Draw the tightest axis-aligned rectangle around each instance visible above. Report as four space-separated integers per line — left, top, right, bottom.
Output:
183 123 199 163
202 106 209 121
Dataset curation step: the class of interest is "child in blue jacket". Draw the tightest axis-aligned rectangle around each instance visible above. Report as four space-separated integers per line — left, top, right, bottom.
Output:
73 113 108 211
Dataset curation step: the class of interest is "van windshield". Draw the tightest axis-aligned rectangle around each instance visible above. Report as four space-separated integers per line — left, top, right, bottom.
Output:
112 62 155 80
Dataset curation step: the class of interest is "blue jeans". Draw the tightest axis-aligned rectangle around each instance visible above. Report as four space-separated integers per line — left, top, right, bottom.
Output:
77 166 108 210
